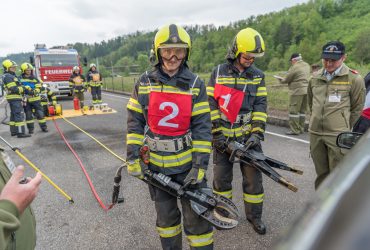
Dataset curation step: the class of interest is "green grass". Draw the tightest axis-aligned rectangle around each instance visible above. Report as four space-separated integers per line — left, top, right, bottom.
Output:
103 71 290 111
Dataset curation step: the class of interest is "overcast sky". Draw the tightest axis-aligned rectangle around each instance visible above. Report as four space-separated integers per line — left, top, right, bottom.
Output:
1 0 308 57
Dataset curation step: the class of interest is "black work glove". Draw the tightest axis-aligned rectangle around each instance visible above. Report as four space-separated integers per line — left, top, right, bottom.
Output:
245 133 262 149
212 132 226 151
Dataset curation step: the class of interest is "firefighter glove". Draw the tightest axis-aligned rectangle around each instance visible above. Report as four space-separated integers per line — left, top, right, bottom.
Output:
127 159 143 179
184 167 205 185
212 132 226 151
245 133 262 149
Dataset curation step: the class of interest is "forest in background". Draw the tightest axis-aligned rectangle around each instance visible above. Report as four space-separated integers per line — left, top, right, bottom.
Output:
2 0 370 76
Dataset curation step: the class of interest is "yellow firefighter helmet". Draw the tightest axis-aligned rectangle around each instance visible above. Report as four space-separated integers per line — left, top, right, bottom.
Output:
21 62 34 73
228 28 265 60
2 59 18 71
152 24 191 63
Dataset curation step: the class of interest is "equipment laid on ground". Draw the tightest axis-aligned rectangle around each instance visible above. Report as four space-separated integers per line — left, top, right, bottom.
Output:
48 103 63 116
226 141 303 192
89 103 112 113
111 165 240 230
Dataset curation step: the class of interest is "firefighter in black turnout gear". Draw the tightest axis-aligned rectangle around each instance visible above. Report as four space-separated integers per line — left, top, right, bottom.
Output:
69 66 86 108
2 59 30 138
19 63 48 133
126 24 214 249
40 83 57 117
207 28 268 234
86 63 103 104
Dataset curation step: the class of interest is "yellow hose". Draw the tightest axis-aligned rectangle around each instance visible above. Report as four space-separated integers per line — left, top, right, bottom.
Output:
58 115 127 164
15 149 74 202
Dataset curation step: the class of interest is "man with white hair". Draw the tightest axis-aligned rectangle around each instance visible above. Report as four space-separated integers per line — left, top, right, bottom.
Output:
279 53 311 135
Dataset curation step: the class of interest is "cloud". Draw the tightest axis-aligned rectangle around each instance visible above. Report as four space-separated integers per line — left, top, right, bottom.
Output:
0 0 308 57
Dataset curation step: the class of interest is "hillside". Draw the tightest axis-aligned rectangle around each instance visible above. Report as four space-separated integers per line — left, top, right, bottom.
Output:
2 0 370 75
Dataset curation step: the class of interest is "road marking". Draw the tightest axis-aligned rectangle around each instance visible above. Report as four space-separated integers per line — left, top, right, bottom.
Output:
266 131 309 144
102 92 130 100
0 98 5 105
102 92 310 144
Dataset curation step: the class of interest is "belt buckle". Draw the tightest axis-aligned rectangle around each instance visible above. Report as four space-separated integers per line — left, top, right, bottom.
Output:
176 138 184 151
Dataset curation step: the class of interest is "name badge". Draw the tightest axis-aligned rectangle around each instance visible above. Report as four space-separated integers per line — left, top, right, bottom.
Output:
328 94 341 103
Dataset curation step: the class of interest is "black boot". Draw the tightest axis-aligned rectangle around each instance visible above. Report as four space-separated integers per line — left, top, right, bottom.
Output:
17 133 31 138
247 218 266 235
41 127 48 132
29 129 34 134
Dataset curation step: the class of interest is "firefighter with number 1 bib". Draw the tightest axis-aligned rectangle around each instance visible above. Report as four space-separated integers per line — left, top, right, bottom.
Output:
126 24 214 249
207 28 268 235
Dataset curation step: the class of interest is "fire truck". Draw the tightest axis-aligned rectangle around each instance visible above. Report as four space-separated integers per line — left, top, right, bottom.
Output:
30 44 85 97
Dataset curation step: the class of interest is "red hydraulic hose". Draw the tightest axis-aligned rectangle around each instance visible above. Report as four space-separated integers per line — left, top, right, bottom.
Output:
52 118 114 211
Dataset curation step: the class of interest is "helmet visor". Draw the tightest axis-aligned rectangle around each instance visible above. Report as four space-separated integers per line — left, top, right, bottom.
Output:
159 47 187 60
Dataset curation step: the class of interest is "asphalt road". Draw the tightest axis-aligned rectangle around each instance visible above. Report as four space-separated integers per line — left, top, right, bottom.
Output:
0 93 317 250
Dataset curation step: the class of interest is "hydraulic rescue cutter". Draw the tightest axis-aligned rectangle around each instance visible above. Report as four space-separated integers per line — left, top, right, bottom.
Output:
112 166 240 230
226 141 303 192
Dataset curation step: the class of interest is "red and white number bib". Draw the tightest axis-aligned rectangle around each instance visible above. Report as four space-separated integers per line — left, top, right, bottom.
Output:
148 92 192 136
214 84 244 124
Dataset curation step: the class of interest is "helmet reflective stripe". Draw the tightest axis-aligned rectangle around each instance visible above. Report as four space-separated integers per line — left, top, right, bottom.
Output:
2 59 17 71
153 24 191 63
21 63 34 73
229 28 265 60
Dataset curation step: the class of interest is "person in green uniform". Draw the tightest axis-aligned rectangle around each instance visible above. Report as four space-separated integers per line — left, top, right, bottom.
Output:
307 41 366 189
278 53 311 135
0 147 41 250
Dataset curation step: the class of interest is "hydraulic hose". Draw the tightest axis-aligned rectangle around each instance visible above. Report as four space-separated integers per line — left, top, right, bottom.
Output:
52 118 114 211
58 115 126 164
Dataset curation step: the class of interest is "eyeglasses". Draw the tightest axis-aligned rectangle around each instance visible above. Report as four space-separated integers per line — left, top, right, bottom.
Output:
160 48 187 60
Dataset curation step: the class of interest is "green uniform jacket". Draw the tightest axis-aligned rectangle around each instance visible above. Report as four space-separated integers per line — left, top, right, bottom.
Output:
0 149 36 250
308 64 366 136
281 60 310 95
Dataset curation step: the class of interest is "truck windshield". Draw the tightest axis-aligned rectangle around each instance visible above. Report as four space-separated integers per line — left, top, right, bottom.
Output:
40 54 78 67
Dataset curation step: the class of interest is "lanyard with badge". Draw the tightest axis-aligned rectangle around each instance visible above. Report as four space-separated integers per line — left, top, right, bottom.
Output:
328 88 342 103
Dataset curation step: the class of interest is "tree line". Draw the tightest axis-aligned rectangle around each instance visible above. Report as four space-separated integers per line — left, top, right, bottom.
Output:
2 0 370 76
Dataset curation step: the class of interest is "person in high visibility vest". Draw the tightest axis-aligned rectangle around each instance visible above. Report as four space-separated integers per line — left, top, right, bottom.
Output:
86 63 103 104
19 63 48 133
207 28 268 234
126 24 213 249
69 66 86 109
2 59 30 138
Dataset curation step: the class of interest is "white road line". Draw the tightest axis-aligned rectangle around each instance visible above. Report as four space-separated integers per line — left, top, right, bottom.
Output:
266 131 309 144
0 98 5 105
102 92 310 144
102 92 130 100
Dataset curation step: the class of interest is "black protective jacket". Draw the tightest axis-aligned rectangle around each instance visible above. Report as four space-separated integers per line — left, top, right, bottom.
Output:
126 65 212 175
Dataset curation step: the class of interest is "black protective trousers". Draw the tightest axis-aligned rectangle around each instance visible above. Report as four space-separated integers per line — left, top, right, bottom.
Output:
91 86 102 103
148 171 214 250
8 100 26 135
213 145 264 220
24 101 47 131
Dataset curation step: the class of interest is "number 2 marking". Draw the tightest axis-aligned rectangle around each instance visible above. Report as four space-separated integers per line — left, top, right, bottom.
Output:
158 102 179 128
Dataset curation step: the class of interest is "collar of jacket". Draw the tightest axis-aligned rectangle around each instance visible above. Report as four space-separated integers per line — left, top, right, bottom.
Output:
314 64 349 81
89 70 99 74
148 65 193 91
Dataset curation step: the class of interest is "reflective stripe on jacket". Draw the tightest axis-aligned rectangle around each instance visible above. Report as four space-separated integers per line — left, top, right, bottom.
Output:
3 73 24 101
